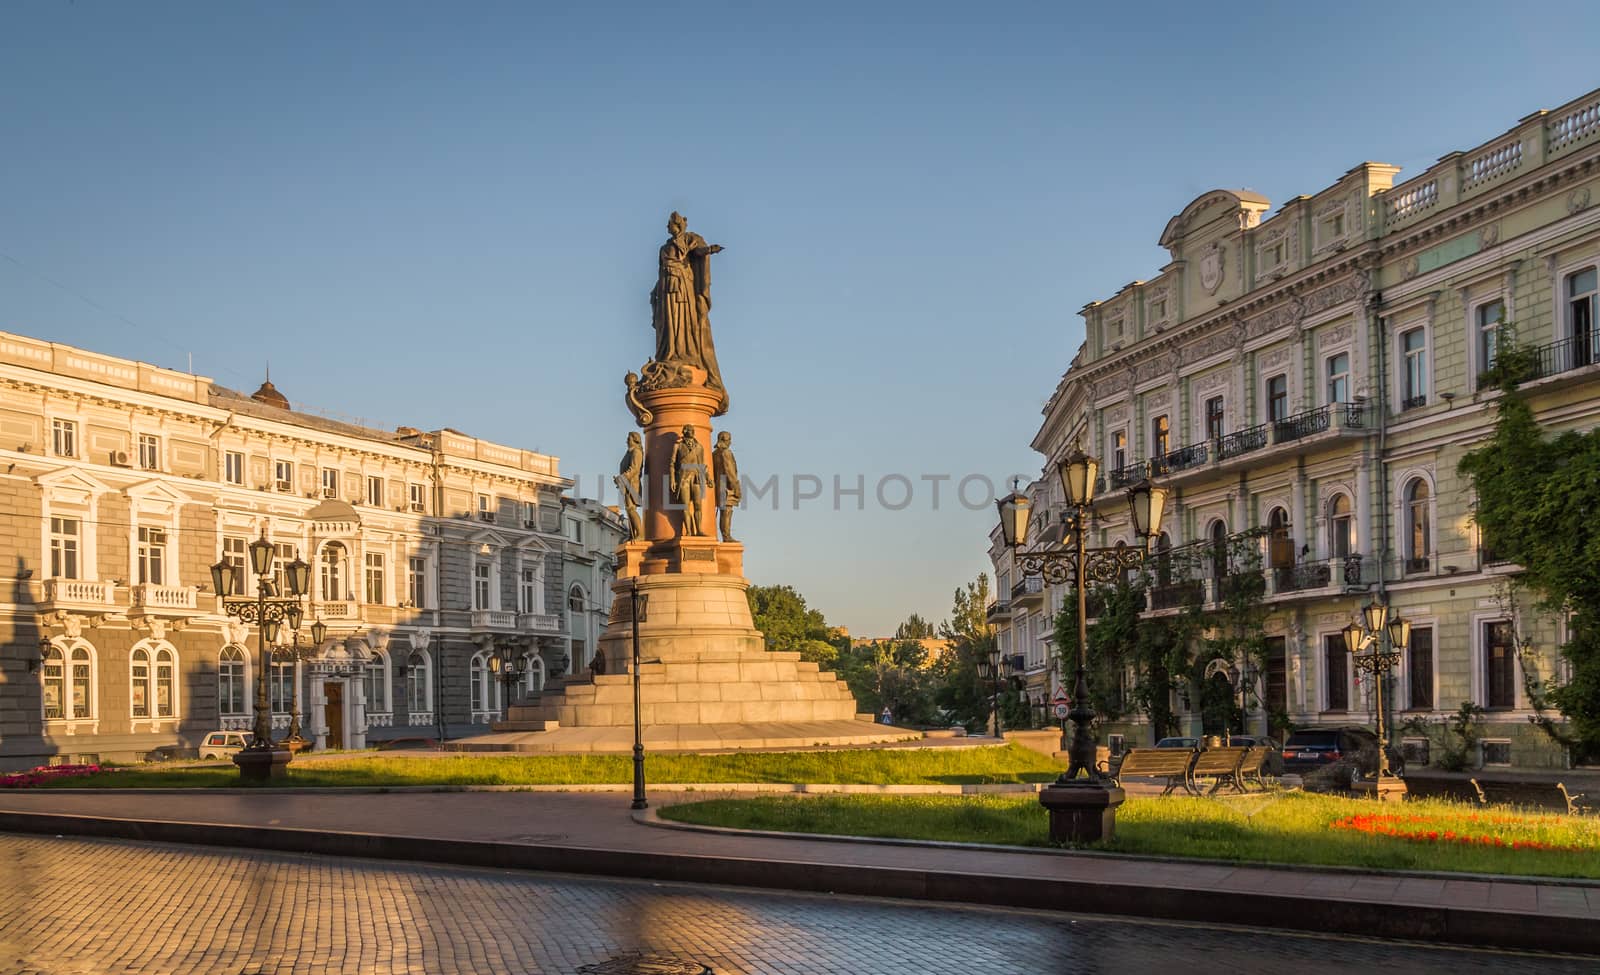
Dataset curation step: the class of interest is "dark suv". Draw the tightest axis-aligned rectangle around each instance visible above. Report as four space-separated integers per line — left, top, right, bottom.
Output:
1282 727 1405 788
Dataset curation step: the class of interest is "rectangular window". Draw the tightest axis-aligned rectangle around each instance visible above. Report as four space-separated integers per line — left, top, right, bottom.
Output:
1326 353 1350 404
137 434 160 471
408 483 426 513
522 501 537 529
1107 318 1124 345
274 460 294 493
366 475 384 507
1150 299 1166 321
270 661 294 714
1476 300 1503 378
1151 414 1170 458
137 527 167 585
1204 396 1225 441
131 654 149 718
1268 240 1286 266
49 517 80 579
1321 212 1345 242
224 450 245 485
408 556 428 608
1112 431 1127 471
1401 328 1427 409
473 563 492 610
519 567 539 613
321 468 340 500
1324 635 1349 711
569 518 583 543
1264 636 1288 715
1408 626 1434 710
364 553 386 604
1571 267 1597 368
1485 621 1517 709
1482 740 1513 766
477 494 494 523
222 536 247 593
271 542 297 597
1266 374 1288 422
51 418 77 457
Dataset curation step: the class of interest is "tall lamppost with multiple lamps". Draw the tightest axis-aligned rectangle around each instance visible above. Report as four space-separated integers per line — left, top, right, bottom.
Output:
996 445 1168 842
1342 598 1410 801
486 651 528 723
274 609 325 752
210 535 310 782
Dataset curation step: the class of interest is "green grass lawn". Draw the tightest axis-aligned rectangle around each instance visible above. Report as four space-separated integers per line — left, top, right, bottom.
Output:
657 791 1600 879
29 744 1064 790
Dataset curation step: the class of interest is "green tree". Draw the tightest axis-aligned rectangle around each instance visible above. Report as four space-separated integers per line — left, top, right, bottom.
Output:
747 584 837 668
1459 371 1600 754
933 574 996 731
894 613 937 640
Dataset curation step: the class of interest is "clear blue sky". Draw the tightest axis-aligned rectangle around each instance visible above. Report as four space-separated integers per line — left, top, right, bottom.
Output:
2 2 1594 635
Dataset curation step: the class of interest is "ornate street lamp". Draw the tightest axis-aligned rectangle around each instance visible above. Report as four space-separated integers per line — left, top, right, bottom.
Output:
274 603 321 750
486 651 526 723
210 535 310 782
629 580 651 811
999 445 1166 843
1343 598 1408 799
976 644 1004 739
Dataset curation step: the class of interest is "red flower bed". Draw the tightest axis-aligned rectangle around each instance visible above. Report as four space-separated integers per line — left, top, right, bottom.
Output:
0 764 102 789
1329 811 1583 853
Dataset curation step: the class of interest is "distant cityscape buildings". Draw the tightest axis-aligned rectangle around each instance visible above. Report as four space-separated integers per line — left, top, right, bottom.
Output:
991 86 1600 768
0 331 620 768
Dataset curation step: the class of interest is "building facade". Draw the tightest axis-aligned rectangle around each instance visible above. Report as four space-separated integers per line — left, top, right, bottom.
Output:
0 331 575 769
559 496 625 674
993 87 1600 768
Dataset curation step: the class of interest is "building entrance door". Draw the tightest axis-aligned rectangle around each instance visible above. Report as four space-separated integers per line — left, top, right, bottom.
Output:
325 682 345 749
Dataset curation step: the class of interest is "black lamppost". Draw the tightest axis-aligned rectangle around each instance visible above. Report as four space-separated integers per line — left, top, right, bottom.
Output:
275 610 325 751
630 578 650 810
486 651 527 723
976 644 1004 739
1342 598 1409 800
211 536 310 782
997 445 1167 842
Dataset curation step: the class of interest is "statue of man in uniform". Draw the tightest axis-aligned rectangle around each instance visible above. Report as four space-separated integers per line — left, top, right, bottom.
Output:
713 431 740 543
614 432 644 541
671 425 707 537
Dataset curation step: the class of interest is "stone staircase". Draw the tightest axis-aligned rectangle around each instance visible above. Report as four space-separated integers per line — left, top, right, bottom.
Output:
492 650 860 731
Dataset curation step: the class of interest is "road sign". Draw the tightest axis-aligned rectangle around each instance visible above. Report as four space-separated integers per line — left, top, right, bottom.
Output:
1053 703 1070 720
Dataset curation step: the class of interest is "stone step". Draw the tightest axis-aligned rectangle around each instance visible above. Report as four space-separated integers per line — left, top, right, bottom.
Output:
492 718 560 732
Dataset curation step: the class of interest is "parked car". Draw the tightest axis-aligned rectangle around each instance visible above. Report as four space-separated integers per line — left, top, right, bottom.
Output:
1224 734 1284 776
1281 727 1404 788
199 731 250 760
1155 736 1199 749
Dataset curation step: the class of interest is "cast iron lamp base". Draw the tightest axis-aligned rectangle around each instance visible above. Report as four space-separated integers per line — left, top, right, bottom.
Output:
233 744 293 783
1352 775 1409 803
1039 781 1126 843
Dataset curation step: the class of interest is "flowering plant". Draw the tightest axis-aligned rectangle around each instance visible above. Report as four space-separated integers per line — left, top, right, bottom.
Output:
0 763 103 789
1330 811 1589 853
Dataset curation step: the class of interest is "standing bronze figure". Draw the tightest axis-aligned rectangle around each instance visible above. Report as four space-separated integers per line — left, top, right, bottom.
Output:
713 431 740 543
671 425 707 537
650 212 727 398
615 432 644 541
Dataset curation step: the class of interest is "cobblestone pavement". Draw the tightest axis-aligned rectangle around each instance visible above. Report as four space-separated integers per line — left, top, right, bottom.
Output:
0 835 1591 975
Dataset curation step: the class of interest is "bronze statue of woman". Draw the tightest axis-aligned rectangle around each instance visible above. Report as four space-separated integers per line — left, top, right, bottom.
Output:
649 212 727 396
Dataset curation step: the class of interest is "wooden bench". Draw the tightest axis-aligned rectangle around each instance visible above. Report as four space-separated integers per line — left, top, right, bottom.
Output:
1109 747 1197 795
1190 746 1251 795
1469 778 1586 814
1236 746 1272 791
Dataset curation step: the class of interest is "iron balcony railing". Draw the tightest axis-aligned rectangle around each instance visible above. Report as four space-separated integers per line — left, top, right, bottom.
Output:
1152 441 1208 475
1400 394 1427 411
1476 331 1600 390
1218 423 1268 459
1106 462 1146 490
1148 579 1204 610
1273 405 1331 443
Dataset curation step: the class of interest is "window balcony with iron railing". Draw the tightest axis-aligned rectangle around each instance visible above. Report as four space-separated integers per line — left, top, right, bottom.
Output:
1151 441 1209 476
1218 423 1268 460
1148 578 1204 611
1264 555 1373 598
1400 394 1427 412
1011 575 1045 604
1477 331 1600 391
986 599 1012 621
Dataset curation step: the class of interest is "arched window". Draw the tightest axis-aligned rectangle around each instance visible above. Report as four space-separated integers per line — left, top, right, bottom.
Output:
1406 479 1431 572
219 647 248 718
43 640 97 721
365 652 390 713
156 647 176 718
1267 507 1293 577
470 652 498 715
519 653 545 697
406 650 431 715
1208 519 1228 582
1328 494 1355 559
131 647 152 719
568 584 585 613
320 543 347 601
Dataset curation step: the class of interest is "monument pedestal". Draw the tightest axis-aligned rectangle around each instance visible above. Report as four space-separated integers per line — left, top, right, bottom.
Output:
1352 776 1409 802
1039 782 1126 843
233 746 292 783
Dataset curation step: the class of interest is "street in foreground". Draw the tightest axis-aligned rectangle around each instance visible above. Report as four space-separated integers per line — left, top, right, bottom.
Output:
0 834 1591 975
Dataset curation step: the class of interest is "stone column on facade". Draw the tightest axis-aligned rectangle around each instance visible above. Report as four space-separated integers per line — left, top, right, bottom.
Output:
351 674 368 751
1356 452 1374 568
1291 465 1308 561
311 678 328 751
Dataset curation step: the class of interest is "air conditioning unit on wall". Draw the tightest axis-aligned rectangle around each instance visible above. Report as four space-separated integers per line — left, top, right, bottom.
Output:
110 450 131 467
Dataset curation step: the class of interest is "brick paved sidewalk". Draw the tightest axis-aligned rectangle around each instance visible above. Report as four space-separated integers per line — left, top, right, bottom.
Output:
0 790 1596 955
